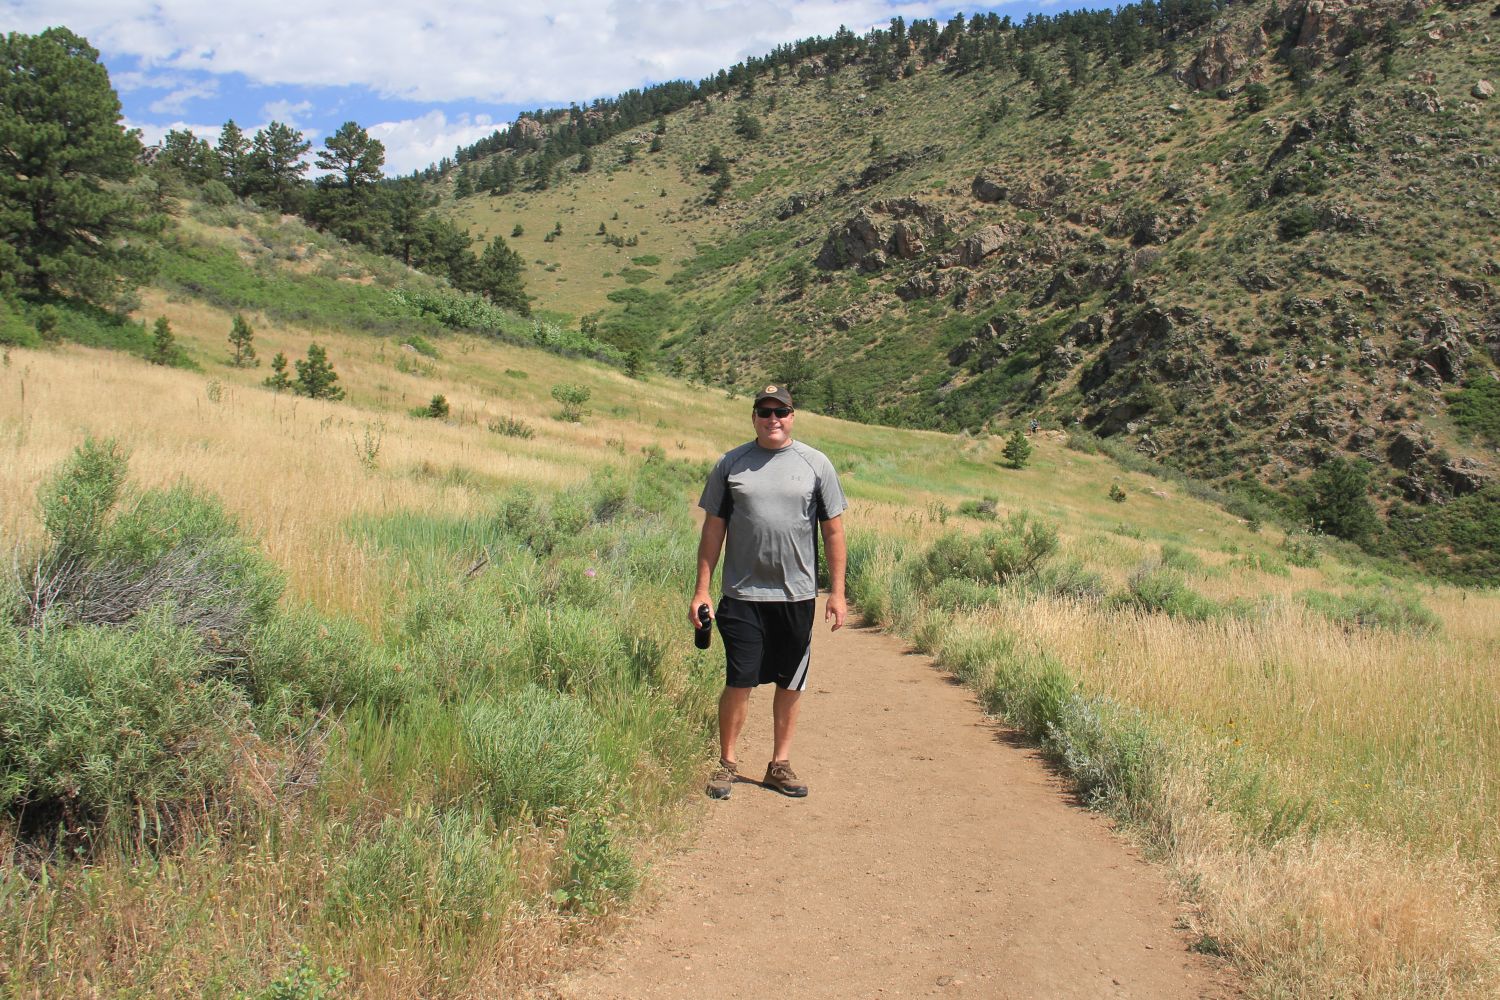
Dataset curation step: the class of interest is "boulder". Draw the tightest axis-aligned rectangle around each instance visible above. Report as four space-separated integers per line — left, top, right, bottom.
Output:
971 170 1007 203
949 225 1009 267
1441 459 1489 496
1475 80 1496 99
776 189 827 220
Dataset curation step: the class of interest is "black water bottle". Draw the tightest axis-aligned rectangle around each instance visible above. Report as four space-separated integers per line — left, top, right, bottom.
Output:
694 604 713 649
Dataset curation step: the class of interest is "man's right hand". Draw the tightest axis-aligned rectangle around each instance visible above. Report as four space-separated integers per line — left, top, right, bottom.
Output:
689 595 713 628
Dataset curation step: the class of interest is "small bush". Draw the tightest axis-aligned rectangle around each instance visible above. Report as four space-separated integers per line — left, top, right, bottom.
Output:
550 383 592 422
1280 533 1321 567
956 496 999 519
0 608 246 839
915 515 1059 591
1298 588 1440 635
553 813 638 914
399 334 439 358
486 414 535 439
1115 565 1222 621
1158 542 1204 574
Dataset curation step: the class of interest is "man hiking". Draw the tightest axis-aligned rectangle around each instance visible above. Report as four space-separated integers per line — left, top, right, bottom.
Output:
690 383 848 799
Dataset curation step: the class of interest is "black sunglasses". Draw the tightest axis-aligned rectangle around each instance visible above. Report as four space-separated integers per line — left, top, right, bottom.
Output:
754 406 793 419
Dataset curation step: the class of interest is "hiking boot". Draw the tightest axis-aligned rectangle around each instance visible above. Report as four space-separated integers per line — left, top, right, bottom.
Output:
763 760 808 798
706 759 737 800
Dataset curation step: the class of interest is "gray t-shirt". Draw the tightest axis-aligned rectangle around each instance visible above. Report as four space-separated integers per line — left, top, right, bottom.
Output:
699 440 848 602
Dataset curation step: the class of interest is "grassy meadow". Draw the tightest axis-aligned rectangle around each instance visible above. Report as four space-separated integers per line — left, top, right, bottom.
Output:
2 213 1498 997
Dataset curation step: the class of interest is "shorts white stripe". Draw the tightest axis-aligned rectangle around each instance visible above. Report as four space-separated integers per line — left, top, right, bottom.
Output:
788 644 811 691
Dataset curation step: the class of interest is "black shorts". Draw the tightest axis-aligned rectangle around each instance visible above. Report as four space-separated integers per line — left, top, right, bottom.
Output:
716 596 815 690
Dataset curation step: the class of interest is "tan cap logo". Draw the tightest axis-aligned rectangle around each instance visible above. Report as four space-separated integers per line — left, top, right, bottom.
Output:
765 385 778 393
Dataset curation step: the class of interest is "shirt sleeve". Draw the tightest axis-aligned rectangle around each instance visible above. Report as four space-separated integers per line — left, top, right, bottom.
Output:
698 455 732 519
814 455 848 522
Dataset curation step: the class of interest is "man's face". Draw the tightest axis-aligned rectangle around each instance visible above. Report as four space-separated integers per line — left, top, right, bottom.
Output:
752 399 795 449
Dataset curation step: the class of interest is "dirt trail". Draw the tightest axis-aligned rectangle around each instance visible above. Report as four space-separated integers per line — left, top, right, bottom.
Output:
543 599 1240 999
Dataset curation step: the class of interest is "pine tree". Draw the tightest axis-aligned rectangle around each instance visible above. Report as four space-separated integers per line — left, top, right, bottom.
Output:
474 235 529 316
149 316 177 366
293 343 345 400
264 352 292 391
1308 458 1378 542
247 121 310 212
0 27 157 306
315 121 384 189
1003 428 1033 469
216 119 251 194
228 313 257 367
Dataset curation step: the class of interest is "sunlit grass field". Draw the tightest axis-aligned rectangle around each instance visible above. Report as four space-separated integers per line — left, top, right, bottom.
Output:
3 258 1498 996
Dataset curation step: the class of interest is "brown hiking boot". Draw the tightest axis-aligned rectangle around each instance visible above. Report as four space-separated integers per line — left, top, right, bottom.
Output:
763 760 808 797
706 759 737 800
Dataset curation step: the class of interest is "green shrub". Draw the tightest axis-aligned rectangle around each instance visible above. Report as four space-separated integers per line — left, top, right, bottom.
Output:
1298 588 1440 635
399 333 440 358
915 514 1059 590
0 607 248 839
550 382 592 422
1115 565 1222 621
956 496 999 519
1446 374 1500 444
1280 533 1321 567
1158 542 1204 574
553 813 638 914
462 686 605 821
1035 559 1107 600
324 811 513 932
486 414 535 439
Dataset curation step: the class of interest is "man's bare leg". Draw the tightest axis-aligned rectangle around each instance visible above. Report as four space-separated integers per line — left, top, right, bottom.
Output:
718 686 752 764
771 686 802 763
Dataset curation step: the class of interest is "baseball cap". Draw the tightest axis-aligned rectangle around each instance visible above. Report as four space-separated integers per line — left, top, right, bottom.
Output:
754 383 793 408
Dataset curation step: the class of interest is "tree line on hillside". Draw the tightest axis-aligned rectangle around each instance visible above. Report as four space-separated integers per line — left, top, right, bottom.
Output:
0 26 526 327
435 0 1229 187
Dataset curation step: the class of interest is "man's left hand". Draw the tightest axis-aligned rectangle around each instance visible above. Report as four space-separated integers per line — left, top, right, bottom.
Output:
825 594 847 631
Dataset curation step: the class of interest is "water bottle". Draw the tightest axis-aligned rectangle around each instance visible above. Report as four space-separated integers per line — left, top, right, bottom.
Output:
694 604 713 649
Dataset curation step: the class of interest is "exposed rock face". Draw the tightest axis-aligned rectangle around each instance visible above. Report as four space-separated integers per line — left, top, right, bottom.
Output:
1285 0 1384 62
1422 312 1471 382
815 199 948 271
1441 458 1489 496
777 189 827 220
945 225 1009 267
512 117 546 141
970 170 1068 211
1182 29 1250 91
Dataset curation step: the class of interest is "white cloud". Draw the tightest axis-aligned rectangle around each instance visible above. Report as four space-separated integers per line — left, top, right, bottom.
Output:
11 0 951 104
148 79 219 115
368 111 502 176
259 99 314 126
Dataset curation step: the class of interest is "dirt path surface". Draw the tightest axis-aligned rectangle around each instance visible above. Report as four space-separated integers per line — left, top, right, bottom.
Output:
543 600 1240 999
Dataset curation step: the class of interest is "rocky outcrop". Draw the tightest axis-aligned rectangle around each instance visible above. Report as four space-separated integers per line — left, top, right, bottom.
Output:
970 170 1068 211
777 189 828 220
1181 27 1256 91
815 199 948 271
943 225 1009 267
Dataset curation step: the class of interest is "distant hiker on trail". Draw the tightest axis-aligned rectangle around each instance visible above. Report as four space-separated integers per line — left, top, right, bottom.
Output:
690 383 848 800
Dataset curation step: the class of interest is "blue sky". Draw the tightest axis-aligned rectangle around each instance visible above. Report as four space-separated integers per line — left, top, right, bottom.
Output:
4 0 1074 176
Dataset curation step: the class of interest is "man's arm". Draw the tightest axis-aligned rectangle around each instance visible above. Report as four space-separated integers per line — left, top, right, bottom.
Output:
690 514 728 627
820 514 847 631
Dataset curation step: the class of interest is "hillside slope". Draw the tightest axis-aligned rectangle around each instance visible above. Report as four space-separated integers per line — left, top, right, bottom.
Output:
444 0 1500 580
